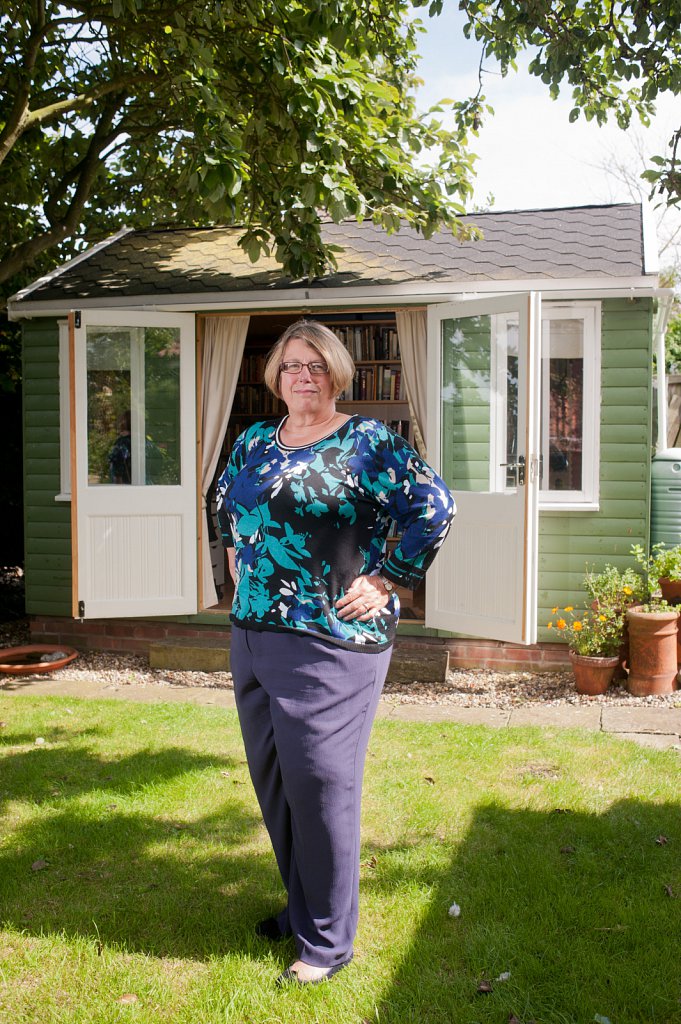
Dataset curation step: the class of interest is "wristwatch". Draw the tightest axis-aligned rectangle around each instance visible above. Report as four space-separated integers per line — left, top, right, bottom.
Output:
377 574 395 593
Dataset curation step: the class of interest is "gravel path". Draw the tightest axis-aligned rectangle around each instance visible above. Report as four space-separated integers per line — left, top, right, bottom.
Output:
3 615 680 711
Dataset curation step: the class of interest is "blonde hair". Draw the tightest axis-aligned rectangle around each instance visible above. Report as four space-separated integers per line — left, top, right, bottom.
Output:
264 320 355 399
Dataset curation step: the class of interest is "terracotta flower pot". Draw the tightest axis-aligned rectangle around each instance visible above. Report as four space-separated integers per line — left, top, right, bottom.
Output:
658 577 681 603
625 607 679 696
0 644 78 675
658 579 681 664
569 651 620 695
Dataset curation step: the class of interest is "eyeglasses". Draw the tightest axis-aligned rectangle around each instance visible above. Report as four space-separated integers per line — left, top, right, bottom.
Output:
279 360 329 375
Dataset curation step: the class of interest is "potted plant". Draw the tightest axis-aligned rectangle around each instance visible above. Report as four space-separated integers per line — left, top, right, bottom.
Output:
624 598 680 695
626 544 680 695
583 563 647 610
548 604 624 695
648 543 681 603
583 563 646 678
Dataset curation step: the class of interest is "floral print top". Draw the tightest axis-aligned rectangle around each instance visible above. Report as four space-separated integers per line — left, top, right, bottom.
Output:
216 415 455 650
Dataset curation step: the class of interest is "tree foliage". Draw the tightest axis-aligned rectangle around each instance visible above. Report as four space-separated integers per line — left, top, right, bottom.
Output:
0 0 480 292
457 0 681 209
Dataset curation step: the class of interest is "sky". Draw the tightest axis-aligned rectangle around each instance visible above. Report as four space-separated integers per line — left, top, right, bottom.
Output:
413 5 680 268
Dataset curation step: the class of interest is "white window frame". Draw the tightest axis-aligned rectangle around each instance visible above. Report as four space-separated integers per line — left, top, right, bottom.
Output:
491 301 600 510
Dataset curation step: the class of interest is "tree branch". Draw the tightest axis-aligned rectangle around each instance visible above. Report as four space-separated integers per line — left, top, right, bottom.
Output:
0 102 118 286
0 0 47 166
21 74 148 133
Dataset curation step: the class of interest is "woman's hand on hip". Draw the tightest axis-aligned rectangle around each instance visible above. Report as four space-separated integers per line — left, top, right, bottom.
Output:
335 575 392 621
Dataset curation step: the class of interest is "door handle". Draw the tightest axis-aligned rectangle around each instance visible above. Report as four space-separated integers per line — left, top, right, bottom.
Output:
499 455 526 485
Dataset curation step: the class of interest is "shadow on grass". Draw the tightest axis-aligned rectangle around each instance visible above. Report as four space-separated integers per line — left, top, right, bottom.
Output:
364 798 681 1024
0 738 282 961
0 737 240 811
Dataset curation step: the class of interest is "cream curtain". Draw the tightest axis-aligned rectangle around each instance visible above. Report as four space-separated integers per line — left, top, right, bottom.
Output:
200 315 249 608
395 310 428 457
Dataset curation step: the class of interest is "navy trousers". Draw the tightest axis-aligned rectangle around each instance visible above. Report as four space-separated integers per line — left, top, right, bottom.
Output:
230 626 393 967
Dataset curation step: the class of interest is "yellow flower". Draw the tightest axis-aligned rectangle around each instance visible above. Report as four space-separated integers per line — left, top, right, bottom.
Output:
547 622 553 629
564 606 574 612
598 615 606 622
557 619 567 630
572 621 583 632
623 586 633 595
551 606 558 614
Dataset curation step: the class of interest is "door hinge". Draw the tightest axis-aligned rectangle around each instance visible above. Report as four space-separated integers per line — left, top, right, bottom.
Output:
78 600 85 621
74 311 81 328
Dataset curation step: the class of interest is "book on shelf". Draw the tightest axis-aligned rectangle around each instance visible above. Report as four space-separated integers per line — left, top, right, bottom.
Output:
387 419 410 440
339 363 404 402
238 352 267 383
333 324 400 362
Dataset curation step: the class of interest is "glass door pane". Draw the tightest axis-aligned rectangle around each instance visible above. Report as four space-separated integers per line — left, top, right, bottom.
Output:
541 317 584 493
86 325 181 485
441 314 492 493
441 313 521 494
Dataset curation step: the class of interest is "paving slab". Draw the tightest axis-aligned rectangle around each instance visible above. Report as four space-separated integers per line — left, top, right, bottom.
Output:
602 706 681 735
508 705 602 731
0 675 237 709
380 702 511 727
615 732 681 750
3 675 681 750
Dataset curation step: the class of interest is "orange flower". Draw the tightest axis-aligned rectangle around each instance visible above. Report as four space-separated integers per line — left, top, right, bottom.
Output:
556 619 567 630
551 606 559 614
547 622 553 629
564 605 574 612
572 620 583 632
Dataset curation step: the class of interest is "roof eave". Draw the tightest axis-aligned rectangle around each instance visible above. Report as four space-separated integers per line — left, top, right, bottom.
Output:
7 273 661 320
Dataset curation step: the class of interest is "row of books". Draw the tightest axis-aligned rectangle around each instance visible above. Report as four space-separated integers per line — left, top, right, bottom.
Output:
338 365 403 402
386 419 411 441
238 353 268 382
334 325 400 362
232 385 283 416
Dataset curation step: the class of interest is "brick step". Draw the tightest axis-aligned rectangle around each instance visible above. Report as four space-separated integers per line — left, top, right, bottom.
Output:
149 636 230 672
149 636 449 684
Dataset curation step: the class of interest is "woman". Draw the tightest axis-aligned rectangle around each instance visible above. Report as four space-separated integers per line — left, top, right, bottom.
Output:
216 320 455 985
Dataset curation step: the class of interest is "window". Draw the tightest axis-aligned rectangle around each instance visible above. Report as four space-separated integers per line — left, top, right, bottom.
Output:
492 301 600 508
84 323 181 486
57 317 184 497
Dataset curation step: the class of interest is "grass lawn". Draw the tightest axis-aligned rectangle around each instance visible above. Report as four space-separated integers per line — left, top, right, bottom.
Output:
0 695 680 1024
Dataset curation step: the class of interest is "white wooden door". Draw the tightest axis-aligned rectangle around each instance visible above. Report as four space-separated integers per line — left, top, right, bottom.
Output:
425 294 541 644
71 310 197 618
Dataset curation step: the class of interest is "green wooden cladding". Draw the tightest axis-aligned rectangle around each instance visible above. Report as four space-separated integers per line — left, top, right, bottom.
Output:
22 318 72 615
536 297 653 642
21 298 654 645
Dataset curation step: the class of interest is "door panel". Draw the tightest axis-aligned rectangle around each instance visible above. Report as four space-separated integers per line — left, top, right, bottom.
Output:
71 310 197 618
425 294 541 644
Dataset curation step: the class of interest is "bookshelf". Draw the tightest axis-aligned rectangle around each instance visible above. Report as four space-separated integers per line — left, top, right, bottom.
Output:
223 315 411 447
332 318 411 445
212 313 424 620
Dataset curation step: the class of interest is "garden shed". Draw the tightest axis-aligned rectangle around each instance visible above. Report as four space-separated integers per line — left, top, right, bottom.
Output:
8 202 674 671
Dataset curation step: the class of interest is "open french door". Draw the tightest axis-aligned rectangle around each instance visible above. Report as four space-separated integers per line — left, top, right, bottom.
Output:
70 309 197 618
425 294 541 644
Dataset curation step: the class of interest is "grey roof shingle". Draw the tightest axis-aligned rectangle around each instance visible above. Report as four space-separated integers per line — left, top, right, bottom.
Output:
14 203 645 304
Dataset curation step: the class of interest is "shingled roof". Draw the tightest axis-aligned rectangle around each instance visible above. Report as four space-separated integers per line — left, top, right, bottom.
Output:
12 203 645 305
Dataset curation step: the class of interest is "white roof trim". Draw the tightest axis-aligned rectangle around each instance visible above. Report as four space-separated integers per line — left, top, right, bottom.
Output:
8 275 661 319
8 226 134 304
